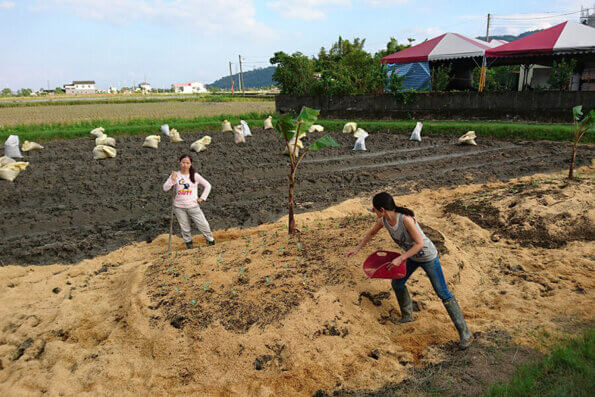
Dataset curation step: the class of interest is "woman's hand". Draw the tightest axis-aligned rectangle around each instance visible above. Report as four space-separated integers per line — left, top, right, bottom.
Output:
386 257 402 270
171 171 178 183
197 198 204 204
345 248 359 258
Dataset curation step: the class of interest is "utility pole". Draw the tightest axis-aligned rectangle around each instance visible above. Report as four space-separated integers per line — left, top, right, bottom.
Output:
229 61 234 94
239 55 244 94
485 13 491 42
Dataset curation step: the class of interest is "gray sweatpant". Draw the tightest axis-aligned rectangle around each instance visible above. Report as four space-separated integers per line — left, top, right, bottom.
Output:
173 206 214 243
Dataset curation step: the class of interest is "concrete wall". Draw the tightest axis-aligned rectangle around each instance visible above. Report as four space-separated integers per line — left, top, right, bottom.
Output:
276 91 595 122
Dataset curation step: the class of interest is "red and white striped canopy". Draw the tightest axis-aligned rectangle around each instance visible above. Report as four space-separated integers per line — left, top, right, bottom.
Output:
381 33 491 64
486 21 595 58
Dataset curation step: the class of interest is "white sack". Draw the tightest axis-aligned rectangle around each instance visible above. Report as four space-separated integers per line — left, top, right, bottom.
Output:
90 127 105 138
308 124 324 133
95 136 116 147
409 122 422 142
4 135 22 159
169 128 184 142
458 131 477 146
22 141 44 151
240 120 252 137
0 156 15 167
222 120 233 133
353 130 369 151
142 135 161 149
343 122 357 134
190 136 212 153
0 162 28 181
233 126 246 144
93 145 117 159
284 138 303 156
264 116 274 130
353 128 368 138
160 124 170 136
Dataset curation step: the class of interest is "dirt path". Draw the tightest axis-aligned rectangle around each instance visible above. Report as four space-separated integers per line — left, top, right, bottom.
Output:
1 129 593 266
0 168 593 395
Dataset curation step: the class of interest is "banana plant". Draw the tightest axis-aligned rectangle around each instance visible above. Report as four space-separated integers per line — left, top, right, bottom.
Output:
569 105 594 179
275 107 339 233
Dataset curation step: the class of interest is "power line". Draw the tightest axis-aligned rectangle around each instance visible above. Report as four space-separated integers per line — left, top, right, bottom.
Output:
492 8 593 21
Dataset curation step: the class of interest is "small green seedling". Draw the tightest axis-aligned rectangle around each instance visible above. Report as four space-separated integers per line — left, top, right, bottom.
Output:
184 275 189 281
297 243 302 251
239 268 244 276
217 257 223 263
203 282 211 291
285 264 289 269
280 247 285 254
174 287 178 292
231 289 236 296
192 299 197 306
266 277 271 285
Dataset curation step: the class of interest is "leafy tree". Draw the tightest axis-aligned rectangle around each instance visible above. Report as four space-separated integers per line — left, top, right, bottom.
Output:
54 87 65 94
275 107 339 233
472 65 519 91
375 37 412 59
1 88 12 96
270 51 316 95
431 64 452 92
569 106 594 179
548 58 577 90
16 88 32 96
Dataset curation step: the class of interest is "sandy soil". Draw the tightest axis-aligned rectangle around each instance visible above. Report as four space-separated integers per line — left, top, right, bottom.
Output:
1 128 593 266
1 166 593 396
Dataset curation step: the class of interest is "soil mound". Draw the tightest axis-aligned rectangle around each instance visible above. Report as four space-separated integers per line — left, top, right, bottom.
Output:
0 168 593 395
1 129 593 266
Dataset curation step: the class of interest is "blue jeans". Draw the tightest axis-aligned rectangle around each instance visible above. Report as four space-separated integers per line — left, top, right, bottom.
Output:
391 256 453 301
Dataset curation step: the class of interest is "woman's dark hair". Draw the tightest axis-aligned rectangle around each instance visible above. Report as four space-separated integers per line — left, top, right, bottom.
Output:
179 154 196 183
372 192 415 217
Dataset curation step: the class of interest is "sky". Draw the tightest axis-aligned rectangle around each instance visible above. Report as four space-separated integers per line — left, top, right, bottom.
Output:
0 0 592 90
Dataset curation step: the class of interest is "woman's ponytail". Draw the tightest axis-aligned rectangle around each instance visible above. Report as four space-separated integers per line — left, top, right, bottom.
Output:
373 192 415 217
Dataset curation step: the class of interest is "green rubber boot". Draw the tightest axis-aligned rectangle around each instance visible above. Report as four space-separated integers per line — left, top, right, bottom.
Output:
395 287 415 323
443 297 473 349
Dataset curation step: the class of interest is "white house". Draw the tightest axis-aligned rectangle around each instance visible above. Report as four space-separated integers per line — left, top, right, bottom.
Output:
172 81 208 94
139 82 152 92
63 81 97 95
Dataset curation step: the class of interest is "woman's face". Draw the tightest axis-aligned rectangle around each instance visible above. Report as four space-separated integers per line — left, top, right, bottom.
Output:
179 157 192 172
373 207 384 218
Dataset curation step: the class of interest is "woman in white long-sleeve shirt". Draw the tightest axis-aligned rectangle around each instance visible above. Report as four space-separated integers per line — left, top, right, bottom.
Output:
163 154 215 249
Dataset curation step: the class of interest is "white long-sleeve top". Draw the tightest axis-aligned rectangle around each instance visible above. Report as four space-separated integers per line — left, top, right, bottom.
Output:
163 172 211 208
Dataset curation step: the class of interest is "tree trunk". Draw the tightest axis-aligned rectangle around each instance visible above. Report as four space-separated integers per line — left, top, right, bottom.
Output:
568 141 578 180
288 168 296 233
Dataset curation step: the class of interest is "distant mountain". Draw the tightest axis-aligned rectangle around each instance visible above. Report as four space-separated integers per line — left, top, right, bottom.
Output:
208 66 276 89
476 29 542 43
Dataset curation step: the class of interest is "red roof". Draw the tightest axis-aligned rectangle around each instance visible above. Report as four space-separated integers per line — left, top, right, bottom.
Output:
486 22 566 57
382 34 445 63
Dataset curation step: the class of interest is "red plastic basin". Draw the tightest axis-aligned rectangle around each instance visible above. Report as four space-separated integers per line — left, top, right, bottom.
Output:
363 250 407 279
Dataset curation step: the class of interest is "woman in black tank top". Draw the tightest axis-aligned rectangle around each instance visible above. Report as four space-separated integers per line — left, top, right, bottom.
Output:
346 192 473 350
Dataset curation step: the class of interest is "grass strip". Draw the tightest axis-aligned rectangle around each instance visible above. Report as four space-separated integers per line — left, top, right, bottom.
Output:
0 94 273 108
1 116 589 143
483 329 595 397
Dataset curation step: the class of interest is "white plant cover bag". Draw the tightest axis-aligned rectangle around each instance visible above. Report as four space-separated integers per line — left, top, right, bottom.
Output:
240 120 252 137
353 128 368 138
191 136 212 153
222 120 233 133
142 135 161 149
95 135 116 147
343 122 357 134
264 116 274 130
284 137 304 156
160 124 170 136
90 127 105 138
233 126 246 144
409 122 422 142
4 135 23 158
0 156 16 167
308 124 324 133
21 141 44 151
0 161 29 182
353 131 369 151
93 145 117 159
458 131 477 146
169 128 183 142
